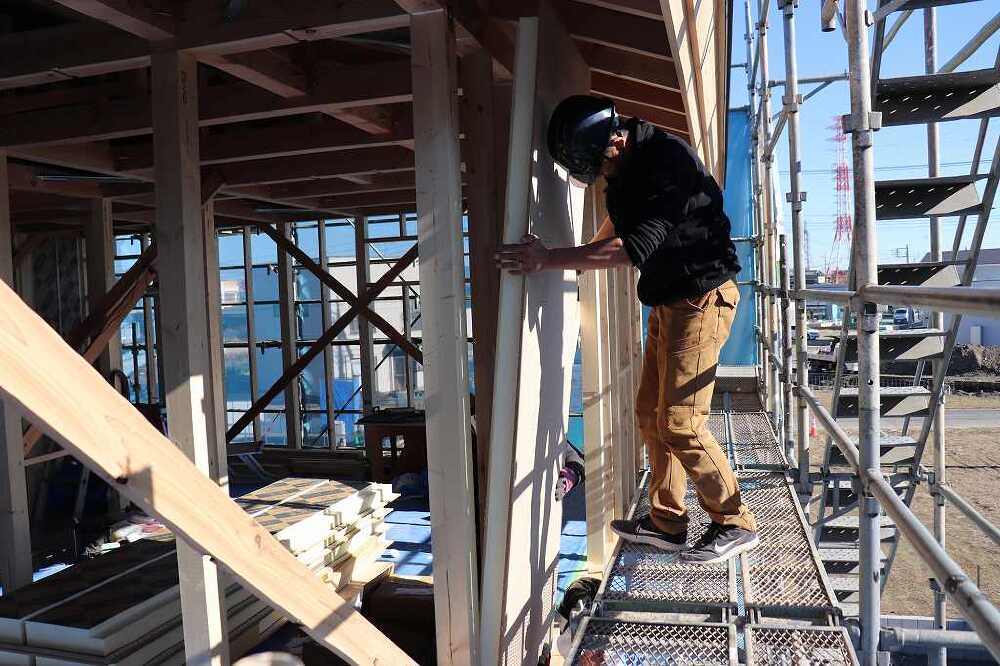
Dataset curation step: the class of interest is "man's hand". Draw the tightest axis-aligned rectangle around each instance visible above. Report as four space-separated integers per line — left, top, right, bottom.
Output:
495 233 549 275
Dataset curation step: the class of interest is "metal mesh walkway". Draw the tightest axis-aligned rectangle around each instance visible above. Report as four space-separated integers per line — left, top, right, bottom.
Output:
567 400 858 665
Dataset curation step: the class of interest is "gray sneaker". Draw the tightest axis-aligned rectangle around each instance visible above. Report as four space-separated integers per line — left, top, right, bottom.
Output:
680 522 759 565
610 516 687 551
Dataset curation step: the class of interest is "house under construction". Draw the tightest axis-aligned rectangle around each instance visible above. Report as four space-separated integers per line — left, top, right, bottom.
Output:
0 0 998 665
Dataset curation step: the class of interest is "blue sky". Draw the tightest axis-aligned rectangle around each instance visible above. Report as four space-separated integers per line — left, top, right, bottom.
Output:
729 1 1000 271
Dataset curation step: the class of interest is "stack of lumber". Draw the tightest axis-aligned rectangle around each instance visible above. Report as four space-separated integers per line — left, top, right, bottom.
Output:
0 478 396 666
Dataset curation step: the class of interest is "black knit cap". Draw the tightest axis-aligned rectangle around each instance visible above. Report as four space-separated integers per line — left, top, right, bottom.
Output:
546 95 619 184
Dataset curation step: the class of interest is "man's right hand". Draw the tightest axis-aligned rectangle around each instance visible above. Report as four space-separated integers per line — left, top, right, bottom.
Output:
495 234 550 275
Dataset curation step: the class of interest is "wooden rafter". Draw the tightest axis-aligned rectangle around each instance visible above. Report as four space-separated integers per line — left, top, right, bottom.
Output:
0 60 411 148
0 279 416 665
0 1 409 89
226 243 419 443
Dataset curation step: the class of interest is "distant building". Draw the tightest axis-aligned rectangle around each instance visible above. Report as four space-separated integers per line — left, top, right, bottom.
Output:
919 248 1000 345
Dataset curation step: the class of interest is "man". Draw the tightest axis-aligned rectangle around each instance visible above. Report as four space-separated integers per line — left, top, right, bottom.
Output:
495 95 758 564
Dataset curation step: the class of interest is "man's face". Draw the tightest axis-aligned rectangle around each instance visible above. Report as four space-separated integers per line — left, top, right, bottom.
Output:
604 132 627 160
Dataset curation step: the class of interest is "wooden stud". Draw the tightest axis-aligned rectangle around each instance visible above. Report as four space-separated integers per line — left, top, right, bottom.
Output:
411 10 480 665
242 227 262 445
0 152 32 593
277 224 303 449
84 199 121 377
354 218 376 418
580 184 613 573
0 279 416 665
151 50 229 665
461 48 502 522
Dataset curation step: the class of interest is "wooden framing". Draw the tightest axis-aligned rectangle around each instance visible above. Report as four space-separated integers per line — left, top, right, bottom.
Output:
580 184 615 574
0 279 415 665
151 50 229 664
0 153 32 594
0 0 721 659
277 225 303 449
84 199 121 377
411 10 481 665
462 47 504 518
481 6 588 664
225 244 419 444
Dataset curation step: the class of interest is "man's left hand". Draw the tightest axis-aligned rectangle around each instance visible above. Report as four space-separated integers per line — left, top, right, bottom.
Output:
495 234 549 274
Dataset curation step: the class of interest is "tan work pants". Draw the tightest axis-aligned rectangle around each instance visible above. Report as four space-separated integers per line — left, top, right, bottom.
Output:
635 280 757 535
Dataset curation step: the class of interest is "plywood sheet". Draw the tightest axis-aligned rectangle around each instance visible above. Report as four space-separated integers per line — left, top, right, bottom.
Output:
498 4 588 664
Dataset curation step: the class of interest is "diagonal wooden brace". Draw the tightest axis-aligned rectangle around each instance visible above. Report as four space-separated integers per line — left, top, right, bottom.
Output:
0 279 416 666
256 223 423 362
225 243 419 444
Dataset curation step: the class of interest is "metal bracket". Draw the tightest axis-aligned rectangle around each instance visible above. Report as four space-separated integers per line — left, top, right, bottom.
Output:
841 111 882 134
861 303 879 333
777 0 798 10
782 94 803 111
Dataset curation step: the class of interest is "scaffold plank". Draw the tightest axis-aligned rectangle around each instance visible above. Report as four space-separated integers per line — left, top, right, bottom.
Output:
596 472 736 613
738 472 839 618
745 624 858 666
567 617 738 666
729 411 786 469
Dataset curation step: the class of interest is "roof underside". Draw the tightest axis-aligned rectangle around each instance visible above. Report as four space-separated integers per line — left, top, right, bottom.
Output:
0 0 729 235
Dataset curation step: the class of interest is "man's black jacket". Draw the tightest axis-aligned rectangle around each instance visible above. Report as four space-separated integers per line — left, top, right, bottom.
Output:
605 119 741 306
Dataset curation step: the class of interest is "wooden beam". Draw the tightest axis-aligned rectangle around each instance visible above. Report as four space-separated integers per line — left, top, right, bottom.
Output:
568 0 662 20
0 61 412 148
611 98 691 137
114 114 414 171
276 225 303 449
411 12 480 665
460 48 502 531
0 2 409 90
0 152 32 593
257 224 422 360
579 184 613 573
0 279 416 665
50 0 176 40
575 40 679 90
225 244 418 443
210 146 415 187
591 70 684 114
495 0 671 60
253 172 417 201
151 50 229 664
316 189 418 211
84 199 121 376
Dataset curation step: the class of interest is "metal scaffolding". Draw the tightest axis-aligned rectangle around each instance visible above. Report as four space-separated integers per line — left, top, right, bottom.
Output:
750 0 1000 664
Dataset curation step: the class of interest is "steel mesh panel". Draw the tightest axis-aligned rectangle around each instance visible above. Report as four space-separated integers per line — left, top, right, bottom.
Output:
729 412 785 468
747 625 857 666
740 473 837 611
571 619 734 666
605 477 732 608
708 412 727 445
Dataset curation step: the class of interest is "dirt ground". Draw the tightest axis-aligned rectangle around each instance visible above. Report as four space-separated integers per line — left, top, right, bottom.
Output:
807 424 1000 617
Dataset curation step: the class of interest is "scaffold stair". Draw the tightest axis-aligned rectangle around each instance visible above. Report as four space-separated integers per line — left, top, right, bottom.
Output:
875 68 1000 126
877 261 961 287
828 435 917 467
878 0 980 12
836 386 932 418
875 175 984 219
828 328 947 363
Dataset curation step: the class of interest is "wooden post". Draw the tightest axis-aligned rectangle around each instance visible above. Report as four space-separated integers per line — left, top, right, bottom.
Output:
580 185 613 574
151 50 229 666
0 152 32 593
461 48 502 520
318 220 336 448
278 224 303 449
85 199 121 378
354 217 375 416
411 10 480 665
242 227 261 445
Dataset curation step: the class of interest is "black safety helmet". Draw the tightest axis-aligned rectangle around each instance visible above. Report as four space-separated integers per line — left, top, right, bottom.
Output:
547 95 620 184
